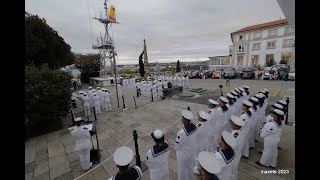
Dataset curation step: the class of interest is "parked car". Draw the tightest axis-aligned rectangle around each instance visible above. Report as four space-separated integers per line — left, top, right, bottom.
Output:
288 69 295 81
189 71 200 79
242 68 255 79
223 68 236 79
262 67 272 80
203 70 212 78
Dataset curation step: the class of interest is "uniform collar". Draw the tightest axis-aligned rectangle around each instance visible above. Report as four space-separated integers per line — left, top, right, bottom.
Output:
183 123 197 136
217 147 235 164
151 143 170 158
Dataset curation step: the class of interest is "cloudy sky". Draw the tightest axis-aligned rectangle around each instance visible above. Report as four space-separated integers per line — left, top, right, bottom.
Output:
26 0 284 65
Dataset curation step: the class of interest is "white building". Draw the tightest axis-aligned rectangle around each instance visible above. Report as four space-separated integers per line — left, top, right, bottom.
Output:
230 19 295 69
207 55 232 70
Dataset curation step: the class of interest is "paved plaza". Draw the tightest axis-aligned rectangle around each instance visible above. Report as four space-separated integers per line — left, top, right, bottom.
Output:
25 79 295 180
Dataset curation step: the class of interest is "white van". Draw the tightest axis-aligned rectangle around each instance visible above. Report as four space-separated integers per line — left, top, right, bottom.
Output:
262 67 272 80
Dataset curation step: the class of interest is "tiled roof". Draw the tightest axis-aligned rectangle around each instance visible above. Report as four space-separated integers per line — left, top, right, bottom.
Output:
232 19 288 34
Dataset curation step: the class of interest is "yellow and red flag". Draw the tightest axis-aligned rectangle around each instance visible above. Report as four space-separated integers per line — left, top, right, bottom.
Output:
109 4 116 22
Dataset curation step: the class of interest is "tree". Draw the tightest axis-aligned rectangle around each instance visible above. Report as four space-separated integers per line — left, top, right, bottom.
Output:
74 53 100 83
280 59 287 65
25 11 74 69
139 51 145 77
266 59 276 67
176 60 181 72
25 64 72 138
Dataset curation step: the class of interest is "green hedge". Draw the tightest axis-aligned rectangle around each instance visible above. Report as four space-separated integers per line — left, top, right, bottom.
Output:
25 64 72 138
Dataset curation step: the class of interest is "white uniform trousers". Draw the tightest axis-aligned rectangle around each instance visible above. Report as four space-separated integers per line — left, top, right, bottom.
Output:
76 147 91 170
177 152 194 180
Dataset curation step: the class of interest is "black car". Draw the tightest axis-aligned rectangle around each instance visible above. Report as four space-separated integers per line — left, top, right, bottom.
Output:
223 69 236 79
189 71 200 79
242 69 255 79
203 70 212 79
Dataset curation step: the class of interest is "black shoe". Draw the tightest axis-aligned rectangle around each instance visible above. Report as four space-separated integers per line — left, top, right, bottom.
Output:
249 147 254 149
259 151 263 155
255 139 258 142
242 156 249 159
256 161 268 168
278 147 282 150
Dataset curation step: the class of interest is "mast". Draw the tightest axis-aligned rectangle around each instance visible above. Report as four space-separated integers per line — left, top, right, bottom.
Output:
93 0 120 108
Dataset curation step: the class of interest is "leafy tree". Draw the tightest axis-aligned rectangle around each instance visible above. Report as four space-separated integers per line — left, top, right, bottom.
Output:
280 59 287 65
139 51 145 77
25 64 72 138
74 53 100 83
25 11 74 69
176 60 181 72
266 59 276 67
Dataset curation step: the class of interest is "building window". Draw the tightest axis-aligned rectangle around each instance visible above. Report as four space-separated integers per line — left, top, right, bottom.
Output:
237 44 244 52
252 43 261 51
268 29 277 37
239 35 243 41
267 41 276 49
211 59 220 65
237 56 244 66
285 26 294 33
283 39 295 47
281 53 291 64
251 55 259 66
265 54 274 65
221 58 230 65
253 32 261 39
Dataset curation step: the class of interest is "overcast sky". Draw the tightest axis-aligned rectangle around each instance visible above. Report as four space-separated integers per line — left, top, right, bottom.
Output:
26 0 284 65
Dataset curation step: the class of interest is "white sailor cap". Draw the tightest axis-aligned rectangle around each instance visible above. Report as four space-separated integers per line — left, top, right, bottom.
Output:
198 110 209 120
258 93 266 98
273 103 283 109
234 88 240 93
231 90 238 95
219 96 229 103
221 131 236 148
263 88 269 92
151 129 164 139
272 109 284 116
239 87 245 92
208 99 219 105
226 93 234 99
243 85 250 89
97 87 100 89
79 91 84 94
230 115 245 127
255 94 263 99
88 87 92 89
75 117 82 122
242 100 253 107
279 100 287 105
92 89 96 92
113 146 134 166
137 80 140 82
198 151 221 175
93 92 97 95
181 110 194 121
260 90 266 94
250 97 259 103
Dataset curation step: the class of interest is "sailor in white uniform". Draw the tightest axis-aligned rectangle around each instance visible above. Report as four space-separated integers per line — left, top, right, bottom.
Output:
254 94 264 139
104 89 112 111
216 96 230 136
92 92 101 114
198 151 222 180
108 146 143 180
193 110 210 175
256 109 283 168
243 85 250 99
87 87 94 107
78 91 85 110
238 87 248 100
117 83 122 98
70 118 92 171
147 81 152 98
248 97 259 148
164 79 168 89
96 87 103 109
265 103 283 124
152 81 157 100
226 93 236 123
175 110 198 180
146 130 170 180
229 116 245 180
82 92 91 117
207 99 220 152
234 88 243 115
262 89 269 104
240 100 253 158
230 90 240 116
213 131 236 180
157 80 163 98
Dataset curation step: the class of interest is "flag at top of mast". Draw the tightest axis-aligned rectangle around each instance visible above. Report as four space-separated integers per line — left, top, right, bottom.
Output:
108 0 116 23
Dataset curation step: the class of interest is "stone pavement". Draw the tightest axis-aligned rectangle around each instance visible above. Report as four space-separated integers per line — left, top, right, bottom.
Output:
26 81 295 180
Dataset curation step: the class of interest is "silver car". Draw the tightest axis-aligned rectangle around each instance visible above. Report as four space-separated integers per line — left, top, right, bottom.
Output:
288 69 295 80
